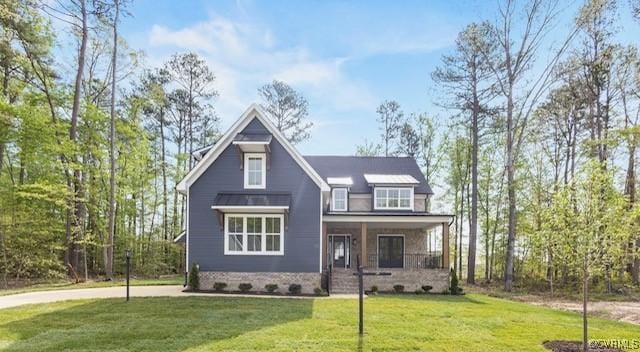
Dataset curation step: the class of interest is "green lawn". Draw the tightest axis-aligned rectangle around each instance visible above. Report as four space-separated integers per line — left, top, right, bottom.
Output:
0 276 183 296
0 294 637 351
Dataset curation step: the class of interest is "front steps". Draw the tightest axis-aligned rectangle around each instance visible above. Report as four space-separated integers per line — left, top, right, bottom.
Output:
330 269 359 294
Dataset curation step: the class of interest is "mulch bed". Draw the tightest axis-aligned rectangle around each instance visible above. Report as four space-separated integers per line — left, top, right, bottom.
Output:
183 289 327 297
543 340 622 352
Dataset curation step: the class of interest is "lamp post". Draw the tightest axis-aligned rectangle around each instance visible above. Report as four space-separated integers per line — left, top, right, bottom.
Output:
125 249 131 302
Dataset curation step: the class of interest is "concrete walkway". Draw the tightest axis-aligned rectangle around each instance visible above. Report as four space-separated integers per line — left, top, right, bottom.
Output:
0 286 360 310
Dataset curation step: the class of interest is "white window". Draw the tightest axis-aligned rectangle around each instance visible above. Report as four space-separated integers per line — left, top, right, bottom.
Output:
331 188 348 211
374 187 414 210
244 153 266 189
225 214 284 255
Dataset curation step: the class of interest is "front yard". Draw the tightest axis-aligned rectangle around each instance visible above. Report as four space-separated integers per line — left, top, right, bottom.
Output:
0 294 638 351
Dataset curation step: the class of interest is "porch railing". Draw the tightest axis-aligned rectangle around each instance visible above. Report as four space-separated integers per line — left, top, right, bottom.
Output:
366 253 443 269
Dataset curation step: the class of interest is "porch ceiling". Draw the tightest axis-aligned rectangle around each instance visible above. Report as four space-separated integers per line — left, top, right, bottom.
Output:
323 213 452 231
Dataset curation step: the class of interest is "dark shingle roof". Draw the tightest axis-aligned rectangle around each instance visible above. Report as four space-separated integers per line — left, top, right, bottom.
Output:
304 156 433 194
213 193 291 207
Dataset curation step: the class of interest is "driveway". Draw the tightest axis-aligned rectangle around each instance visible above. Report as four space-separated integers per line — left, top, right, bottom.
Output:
0 286 358 309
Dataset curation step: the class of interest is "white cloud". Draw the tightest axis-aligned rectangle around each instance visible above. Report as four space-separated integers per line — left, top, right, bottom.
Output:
146 14 375 126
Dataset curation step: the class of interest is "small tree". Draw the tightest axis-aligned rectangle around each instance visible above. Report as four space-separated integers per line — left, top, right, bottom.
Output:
188 263 199 291
450 268 460 295
563 160 630 352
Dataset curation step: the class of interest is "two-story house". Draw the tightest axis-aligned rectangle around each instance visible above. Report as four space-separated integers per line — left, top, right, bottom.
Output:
176 103 453 294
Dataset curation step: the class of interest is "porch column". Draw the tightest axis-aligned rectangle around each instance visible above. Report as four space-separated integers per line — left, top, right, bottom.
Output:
360 222 367 268
442 222 450 269
322 222 327 269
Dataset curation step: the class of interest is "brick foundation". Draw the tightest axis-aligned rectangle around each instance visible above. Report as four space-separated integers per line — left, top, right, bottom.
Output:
199 271 322 294
362 268 449 293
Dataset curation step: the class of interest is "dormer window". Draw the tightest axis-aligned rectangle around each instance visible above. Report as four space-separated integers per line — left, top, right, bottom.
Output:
244 153 266 189
331 188 348 211
374 187 413 210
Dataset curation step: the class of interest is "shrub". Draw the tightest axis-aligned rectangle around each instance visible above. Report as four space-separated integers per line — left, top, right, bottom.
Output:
288 283 302 295
414 289 423 294
213 282 227 292
188 263 199 290
450 269 462 295
314 287 323 296
238 283 252 293
421 285 433 293
264 284 278 293
370 285 379 294
393 284 404 293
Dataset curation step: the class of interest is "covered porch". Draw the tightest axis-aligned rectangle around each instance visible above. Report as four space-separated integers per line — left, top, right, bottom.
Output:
322 214 451 271
321 214 452 293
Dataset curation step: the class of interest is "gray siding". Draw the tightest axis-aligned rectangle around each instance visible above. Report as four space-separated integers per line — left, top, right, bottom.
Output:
189 117 321 273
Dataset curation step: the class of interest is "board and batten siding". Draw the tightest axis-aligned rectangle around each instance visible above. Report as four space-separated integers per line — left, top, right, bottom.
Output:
188 117 321 273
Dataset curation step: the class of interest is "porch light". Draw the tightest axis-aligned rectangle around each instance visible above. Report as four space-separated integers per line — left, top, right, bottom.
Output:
352 238 357 246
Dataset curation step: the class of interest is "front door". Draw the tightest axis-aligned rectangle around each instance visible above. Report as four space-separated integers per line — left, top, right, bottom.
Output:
329 235 350 268
378 235 404 268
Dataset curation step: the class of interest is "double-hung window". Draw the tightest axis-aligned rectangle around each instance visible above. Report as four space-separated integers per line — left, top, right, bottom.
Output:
225 214 284 255
331 188 348 211
244 153 266 189
374 187 413 210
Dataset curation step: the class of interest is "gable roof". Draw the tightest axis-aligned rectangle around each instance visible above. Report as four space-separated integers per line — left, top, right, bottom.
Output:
304 156 433 194
176 103 330 194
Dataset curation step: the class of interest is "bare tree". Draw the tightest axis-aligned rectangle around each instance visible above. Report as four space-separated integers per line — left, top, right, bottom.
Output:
258 80 312 145
105 0 121 281
376 100 403 156
483 0 577 291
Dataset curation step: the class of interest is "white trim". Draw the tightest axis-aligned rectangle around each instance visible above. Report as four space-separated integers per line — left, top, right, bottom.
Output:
211 205 288 211
328 234 351 269
323 215 453 223
319 193 324 273
331 188 348 212
243 152 266 189
173 231 186 243
224 214 284 256
374 187 414 210
186 189 190 269
176 103 329 194
376 234 405 269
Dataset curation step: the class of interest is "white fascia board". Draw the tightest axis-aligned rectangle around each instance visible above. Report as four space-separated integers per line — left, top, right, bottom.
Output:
231 140 271 145
211 205 289 211
175 103 330 194
323 215 453 223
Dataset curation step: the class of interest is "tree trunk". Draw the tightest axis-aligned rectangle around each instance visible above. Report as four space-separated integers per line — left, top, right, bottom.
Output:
105 0 119 281
468 102 478 284
68 0 88 278
459 181 465 281
505 84 516 291
160 109 169 253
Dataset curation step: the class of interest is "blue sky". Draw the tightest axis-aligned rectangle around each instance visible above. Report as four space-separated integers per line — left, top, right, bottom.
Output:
118 0 640 156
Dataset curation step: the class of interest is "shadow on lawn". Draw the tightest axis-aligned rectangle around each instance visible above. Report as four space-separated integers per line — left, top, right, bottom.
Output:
0 296 313 352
